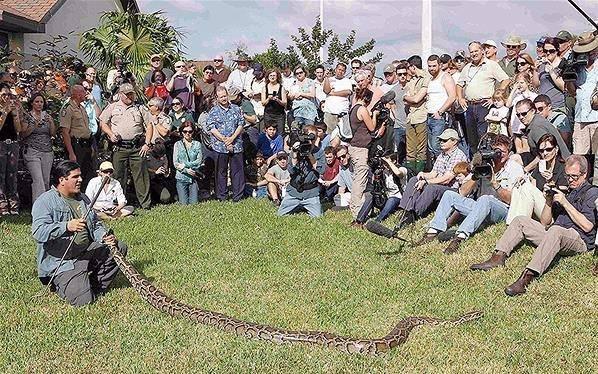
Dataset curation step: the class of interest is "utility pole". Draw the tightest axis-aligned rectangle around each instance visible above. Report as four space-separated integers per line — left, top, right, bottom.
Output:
422 0 432 59
320 0 325 62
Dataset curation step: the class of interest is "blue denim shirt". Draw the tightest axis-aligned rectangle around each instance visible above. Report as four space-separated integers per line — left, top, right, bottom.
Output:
31 187 107 278
173 139 204 183
574 64 598 123
206 103 244 153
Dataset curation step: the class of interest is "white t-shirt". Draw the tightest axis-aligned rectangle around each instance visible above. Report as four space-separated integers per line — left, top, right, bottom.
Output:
496 158 525 190
323 77 353 115
314 79 327 104
85 176 127 211
510 91 537 134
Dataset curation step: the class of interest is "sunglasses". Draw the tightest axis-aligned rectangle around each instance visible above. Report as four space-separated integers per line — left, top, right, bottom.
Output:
543 49 557 54
516 110 531 118
439 138 454 143
351 66 360 70
101 169 114 174
174 65 185 69
337 154 347 159
172 102 182 106
213 59 223 62
397 72 408 76
535 105 546 112
517 61 528 66
539 146 555 153
182 130 194 134
506 45 519 49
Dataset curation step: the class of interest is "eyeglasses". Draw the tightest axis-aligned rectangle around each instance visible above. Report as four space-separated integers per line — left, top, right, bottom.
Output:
439 138 454 143
543 49 557 54
397 72 408 76
172 102 182 106
337 154 347 159
565 173 583 181
535 105 546 112
506 45 519 49
517 61 528 66
351 66 360 70
384 72 395 76
516 110 531 118
539 146 555 154
182 130 194 134
101 169 114 174
204 71 214 74
213 59 223 62
174 65 185 69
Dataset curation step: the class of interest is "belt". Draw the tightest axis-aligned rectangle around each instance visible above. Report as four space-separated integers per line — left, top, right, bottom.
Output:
467 99 489 105
117 139 139 149
1 139 17 144
71 137 92 147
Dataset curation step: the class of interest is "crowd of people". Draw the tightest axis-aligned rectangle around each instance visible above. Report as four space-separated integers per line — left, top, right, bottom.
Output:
16 27 598 306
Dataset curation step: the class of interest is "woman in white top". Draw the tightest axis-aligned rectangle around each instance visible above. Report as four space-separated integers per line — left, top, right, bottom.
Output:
85 161 134 220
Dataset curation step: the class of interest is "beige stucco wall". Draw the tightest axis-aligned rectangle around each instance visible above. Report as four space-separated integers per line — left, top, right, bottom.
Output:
22 0 124 63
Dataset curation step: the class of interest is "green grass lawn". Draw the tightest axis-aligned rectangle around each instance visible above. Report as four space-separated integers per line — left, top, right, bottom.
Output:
1 199 596 373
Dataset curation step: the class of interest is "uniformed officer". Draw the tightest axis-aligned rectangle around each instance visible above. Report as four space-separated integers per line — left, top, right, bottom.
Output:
99 83 153 209
60 84 93 188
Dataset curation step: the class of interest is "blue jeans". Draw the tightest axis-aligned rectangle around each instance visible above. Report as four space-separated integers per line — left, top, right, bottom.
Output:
245 185 268 198
295 117 315 127
376 196 401 222
428 191 508 237
176 179 198 205
427 115 447 159
277 194 322 218
464 102 490 155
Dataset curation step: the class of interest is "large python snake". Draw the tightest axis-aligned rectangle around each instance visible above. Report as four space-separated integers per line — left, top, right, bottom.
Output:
108 244 483 355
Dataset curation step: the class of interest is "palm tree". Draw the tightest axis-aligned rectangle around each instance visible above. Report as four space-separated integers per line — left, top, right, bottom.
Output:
79 10 184 85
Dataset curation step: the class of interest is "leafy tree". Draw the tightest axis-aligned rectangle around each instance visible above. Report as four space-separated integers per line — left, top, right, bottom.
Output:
288 17 383 73
252 38 301 70
79 10 184 84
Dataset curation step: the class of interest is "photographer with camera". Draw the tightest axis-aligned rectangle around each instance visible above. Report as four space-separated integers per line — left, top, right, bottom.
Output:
277 125 322 218
563 31 598 186
471 155 598 296
395 128 468 230
416 134 524 253
106 58 135 101
167 61 200 115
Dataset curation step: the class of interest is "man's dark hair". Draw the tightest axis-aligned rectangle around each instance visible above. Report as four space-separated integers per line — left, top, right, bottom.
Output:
407 55 423 69
324 146 336 155
543 37 562 51
427 54 441 63
395 62 409 71
337 62 347 70
151 139 167 157
203 64 215 73
52 160 80 186
492 134 512 150
516 98 535 111
0 82 11 91
315 64 325 71
264 121 278 130
533 94 552 106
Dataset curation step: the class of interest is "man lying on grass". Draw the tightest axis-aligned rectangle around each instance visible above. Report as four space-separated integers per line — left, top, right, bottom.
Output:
471 155 598 296
32 160 128 306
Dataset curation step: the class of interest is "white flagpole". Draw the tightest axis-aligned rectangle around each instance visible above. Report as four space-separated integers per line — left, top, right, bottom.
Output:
320 0 325 62
422 0 432 59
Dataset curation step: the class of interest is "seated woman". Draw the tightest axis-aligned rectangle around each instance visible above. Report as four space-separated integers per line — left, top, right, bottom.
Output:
506 133 567 224
85 161 134 220
173 121 203 205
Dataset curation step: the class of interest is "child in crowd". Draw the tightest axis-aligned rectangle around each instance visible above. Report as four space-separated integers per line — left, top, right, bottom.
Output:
264 150 291 206
318 146 340 202
506 72 538 153
244 152 269 198
485 89 510 135
257 121 284 165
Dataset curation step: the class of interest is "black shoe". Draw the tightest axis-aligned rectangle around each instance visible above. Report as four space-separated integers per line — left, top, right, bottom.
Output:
437 229 457 242
397 210 415 230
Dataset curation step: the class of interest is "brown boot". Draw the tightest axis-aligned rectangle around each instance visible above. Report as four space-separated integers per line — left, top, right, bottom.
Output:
470 251 507 271
443 236 464 254
413 232 437 247
504 269 537 297
593 263 598 276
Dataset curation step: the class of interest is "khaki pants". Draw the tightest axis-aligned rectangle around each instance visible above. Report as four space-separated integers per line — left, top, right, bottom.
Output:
348 145 369 219
572 121 598 155
506 181 546 225
324 112 339 134
496 216 587 275
406 122 427 162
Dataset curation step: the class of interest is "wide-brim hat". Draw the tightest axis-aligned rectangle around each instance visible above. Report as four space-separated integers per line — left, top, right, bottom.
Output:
438 128 459 141
501 35 527 50
572 31 598 54
119 83 135 94
233 53 251 62
227 87 241 101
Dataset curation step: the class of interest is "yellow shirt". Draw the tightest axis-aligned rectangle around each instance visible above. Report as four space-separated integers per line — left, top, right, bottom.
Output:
457 58 509 101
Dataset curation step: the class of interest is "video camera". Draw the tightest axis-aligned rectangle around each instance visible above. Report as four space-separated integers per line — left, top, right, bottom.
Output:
368 145 388 209
288 122 316 159
371 90 395 129
544 184 570 196
473 135 502 179
559 52 590 82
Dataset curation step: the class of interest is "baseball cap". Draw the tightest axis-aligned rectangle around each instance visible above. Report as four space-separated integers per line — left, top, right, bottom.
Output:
383 64 395 73
438 128 459 141
99 161 114 172
253 62 264 76
482 40 497 48
454 50 466 60
276 150 288 159
439 54 451 63
119 83 135 94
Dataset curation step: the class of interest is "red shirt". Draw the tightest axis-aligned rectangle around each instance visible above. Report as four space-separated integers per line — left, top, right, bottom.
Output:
321 158 340 181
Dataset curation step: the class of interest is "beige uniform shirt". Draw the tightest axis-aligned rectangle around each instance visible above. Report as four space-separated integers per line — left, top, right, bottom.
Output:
59 100 91 139
406 69 430 125
143 110 173 143
99 101 146 140
457 58 509 101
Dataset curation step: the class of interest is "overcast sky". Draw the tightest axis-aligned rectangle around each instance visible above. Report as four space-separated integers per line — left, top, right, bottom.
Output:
137 0 598 66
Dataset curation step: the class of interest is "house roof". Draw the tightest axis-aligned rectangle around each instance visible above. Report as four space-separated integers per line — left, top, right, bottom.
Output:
0 0 140 33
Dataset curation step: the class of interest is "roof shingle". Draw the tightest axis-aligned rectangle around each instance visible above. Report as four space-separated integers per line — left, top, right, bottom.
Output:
1 0 62 22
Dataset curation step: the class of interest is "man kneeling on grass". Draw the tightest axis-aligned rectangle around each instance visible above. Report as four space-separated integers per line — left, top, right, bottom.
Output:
32 160 128 306
470 155 598 296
